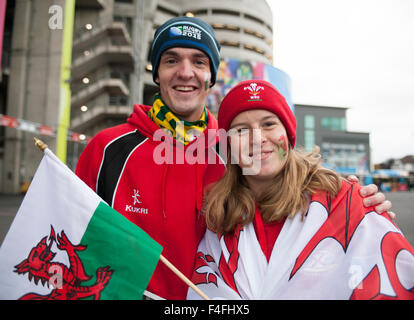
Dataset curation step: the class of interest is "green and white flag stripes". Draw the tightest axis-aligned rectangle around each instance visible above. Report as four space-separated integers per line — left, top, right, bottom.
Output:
0 147 162 300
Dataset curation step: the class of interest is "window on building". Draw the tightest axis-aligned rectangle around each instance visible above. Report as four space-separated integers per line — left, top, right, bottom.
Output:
304 130 315 152
212 9 240 17
304 115 315 129
304 115 315 152
321 117 346 131
244 13 265 25
109 95 129 106
221 41 240 48
113 15 132 35
212 24 240 32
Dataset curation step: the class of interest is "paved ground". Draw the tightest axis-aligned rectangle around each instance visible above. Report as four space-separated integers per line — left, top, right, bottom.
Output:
384 191 414 246
1 192 414 246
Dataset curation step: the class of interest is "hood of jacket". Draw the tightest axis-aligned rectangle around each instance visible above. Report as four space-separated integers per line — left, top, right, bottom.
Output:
126 103 223 218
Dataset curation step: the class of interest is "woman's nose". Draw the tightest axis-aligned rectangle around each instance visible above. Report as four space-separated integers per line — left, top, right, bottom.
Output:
250 128 265 148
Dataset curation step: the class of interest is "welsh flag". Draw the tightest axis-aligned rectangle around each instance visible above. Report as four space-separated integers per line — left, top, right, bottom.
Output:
188 181 414 300
0 147 162 300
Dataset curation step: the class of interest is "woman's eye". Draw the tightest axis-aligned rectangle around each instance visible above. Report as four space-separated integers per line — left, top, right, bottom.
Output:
237 128 249 135
228 127 249 137
263 121 277 128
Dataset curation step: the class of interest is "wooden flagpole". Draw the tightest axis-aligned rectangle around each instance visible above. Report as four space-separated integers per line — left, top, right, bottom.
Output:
33 137 210 300
159 254 210 300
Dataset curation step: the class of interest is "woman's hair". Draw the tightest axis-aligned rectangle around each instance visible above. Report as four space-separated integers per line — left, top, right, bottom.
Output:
204 146 343 235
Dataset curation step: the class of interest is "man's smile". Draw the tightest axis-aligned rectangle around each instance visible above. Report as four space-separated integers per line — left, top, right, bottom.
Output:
174 86 198 92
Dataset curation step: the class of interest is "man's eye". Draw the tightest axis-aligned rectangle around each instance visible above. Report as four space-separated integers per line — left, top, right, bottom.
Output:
162 57 177 65
195 59 209 67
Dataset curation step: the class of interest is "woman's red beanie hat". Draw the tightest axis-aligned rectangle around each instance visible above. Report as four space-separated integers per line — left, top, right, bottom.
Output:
218 79 297 147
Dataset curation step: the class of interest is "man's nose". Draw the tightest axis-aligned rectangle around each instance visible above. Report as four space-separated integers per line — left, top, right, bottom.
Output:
177 59 194 79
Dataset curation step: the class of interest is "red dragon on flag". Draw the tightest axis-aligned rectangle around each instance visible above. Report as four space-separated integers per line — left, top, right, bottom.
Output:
14 226 113 300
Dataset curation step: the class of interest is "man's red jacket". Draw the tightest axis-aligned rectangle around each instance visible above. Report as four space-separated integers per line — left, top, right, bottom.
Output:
76 104 225 299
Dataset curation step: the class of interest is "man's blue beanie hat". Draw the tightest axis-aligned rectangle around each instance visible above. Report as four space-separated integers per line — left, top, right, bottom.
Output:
150 16 221 87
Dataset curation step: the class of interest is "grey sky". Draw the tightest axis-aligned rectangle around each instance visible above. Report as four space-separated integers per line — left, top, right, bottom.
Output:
266 0 414 164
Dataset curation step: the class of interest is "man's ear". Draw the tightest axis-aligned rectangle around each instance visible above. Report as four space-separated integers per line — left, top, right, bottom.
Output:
155 75 160 85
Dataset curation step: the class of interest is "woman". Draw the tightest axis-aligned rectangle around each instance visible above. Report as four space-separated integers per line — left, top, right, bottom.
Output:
187 79 414 300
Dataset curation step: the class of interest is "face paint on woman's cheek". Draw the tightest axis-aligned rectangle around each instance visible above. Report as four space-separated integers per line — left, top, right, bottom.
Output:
277 134 289 160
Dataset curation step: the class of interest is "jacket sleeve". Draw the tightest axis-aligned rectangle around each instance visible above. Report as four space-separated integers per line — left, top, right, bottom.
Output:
75 136 105 193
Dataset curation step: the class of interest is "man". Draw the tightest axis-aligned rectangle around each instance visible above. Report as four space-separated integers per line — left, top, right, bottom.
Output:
76 16 391 300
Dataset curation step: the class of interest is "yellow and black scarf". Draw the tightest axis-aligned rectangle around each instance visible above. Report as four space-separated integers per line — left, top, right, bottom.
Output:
148 93 208 145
